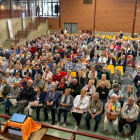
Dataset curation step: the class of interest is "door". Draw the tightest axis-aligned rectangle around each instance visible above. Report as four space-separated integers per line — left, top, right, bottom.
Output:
72 23 78 34
64 23 78 34
64 23 71 34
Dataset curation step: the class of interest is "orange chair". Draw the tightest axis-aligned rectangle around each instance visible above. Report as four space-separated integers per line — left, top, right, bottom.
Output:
71 71 76 77
60 71 66 77
107 65 114 74
116 66 123 75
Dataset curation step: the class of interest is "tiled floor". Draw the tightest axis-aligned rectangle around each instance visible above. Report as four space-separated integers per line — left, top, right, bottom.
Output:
0 105 140 140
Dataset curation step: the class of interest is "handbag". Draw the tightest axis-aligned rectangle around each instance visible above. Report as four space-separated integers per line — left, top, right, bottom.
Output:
72 108 85 116
59 106 67 112
107 112 117 122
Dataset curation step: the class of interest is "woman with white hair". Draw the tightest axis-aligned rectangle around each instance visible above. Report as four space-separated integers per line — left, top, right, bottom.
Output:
104 94 121 136
44 84 59 125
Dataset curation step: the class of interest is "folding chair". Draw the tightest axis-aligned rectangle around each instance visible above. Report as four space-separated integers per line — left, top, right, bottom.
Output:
107 65 114 74
71 72 76 77
121 77 133 87
123 71 132 79
116 66 123 75
125 67 133 73
106 69 111 78
60 71 66 77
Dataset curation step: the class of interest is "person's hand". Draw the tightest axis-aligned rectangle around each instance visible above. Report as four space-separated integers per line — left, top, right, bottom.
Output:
5 96 10 99
32 102 35 106
71 89 74 93
91 114 96 119
110 112 116 116
1 89 3 92
46 89 48 93
50 101 53 106
102 92 105 94
61 103 64 106
64 103 68 106
126 116 130 122
35 103 39 106
47 101 50 106
76 106 80 110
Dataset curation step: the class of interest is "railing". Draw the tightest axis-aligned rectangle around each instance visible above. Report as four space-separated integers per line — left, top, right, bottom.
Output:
0 10 30 19
15 16 47 44
0 114 117 140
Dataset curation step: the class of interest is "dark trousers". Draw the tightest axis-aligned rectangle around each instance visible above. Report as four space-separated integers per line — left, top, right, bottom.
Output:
85 112 101 130
119 117 137 135
44 107 55 120
72 113 82 125
35 107 41 119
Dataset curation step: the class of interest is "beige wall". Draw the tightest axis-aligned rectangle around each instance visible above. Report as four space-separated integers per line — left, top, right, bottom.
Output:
0 17 32 46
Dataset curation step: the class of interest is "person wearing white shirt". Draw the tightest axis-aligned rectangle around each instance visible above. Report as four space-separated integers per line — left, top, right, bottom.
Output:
72 89 89 130
98 54 107 64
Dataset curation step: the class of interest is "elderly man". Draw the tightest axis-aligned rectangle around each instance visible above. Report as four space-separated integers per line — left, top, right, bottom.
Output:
118 55 127 72
86 92 103 132
96 81 109 108
132 65 140 79
104 94 121 136
17 80 34 114
2 57 8 68
3 49 10 59
73 59 83 72
119 97 139 137
0 61 6 76
122 85 137 103
98 67 110 80
97 74 111 89
107 54 116 66
33 74 44 89
32 65 43 80
95 61 102 76
5 81 21 115
53 53 60 64
68 79 82 98
4 70 12 85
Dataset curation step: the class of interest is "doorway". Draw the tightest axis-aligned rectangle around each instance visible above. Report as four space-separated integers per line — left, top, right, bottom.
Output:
64 23 78 34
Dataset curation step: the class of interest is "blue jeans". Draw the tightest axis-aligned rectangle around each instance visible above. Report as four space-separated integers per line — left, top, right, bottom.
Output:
57 110 68 123
100 99 107 108
5 99 10 109
85 112 101 129
138 112 140 124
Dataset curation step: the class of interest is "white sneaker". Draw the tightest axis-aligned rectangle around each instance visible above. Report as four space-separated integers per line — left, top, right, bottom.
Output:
63 123 66 127
57 122 60 127
74 126 78 130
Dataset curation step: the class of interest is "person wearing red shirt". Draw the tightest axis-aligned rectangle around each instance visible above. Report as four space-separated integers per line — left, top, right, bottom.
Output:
30 44 37 58
127 55 135 69
53 69 62 83
68 51 74 61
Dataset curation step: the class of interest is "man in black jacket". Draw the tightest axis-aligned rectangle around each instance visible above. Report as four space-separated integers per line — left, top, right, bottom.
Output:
107 54 116 67
76 71 85 87
118 55 127 72
68 79 82 98
95 62 102 76
17 80 34 114
96 81 109 108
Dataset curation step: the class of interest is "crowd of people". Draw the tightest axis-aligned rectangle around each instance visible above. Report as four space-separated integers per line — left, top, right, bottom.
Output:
0 31 140 138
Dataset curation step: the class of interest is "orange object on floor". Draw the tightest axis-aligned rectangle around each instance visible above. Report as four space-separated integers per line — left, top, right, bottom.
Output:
1 117 41 140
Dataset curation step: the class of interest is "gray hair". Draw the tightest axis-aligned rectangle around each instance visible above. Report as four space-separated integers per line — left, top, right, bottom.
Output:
51 84 56 89
93 92 99 97
28 79 33 83
101 81 106 85
110 94 118 98
128 96 134 101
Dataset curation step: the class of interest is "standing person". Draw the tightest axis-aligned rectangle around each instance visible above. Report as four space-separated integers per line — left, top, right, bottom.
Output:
36 5 40 16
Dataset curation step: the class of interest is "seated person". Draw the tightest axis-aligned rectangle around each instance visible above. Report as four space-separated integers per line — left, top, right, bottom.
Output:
88 73 97 87
110 69 121 85
42 66 53 82
22 64 32 78
72 89 89 130
65 70 73 85
91 53 98 65
56 77 67 93
57 58 64 71
57 88 74 127
76 71 85 88
12 72 22 85
68 79 82 98
65 58 73 71
127 55 135 69
106 54 116 66
104 94 121 136
83 80 96 97
122 85 137 103
32 65 43 80
96 81 109 108
119 97 139 138
5 81 21 115
33 74 44 89
97 74 111 89
118 55 127 72
17 80 34 114
72 55 78 67
0 79 9 100
82 66 87 79
88 66 97 79
25 85 45 121
86 92 103 132
13 64 22 78
95 61 102 76
98 54 107 64
108 84 123 100
73 59 83 72
20 72 32 88
132 65 140 79
44 84 59 125
51 63 57 75
52 69 62 83
98 67 110 80
44 77 55 93
4 70 12 85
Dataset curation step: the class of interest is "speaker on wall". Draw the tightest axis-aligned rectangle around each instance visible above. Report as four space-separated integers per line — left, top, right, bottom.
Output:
55 5 59 13
83 0 92 4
